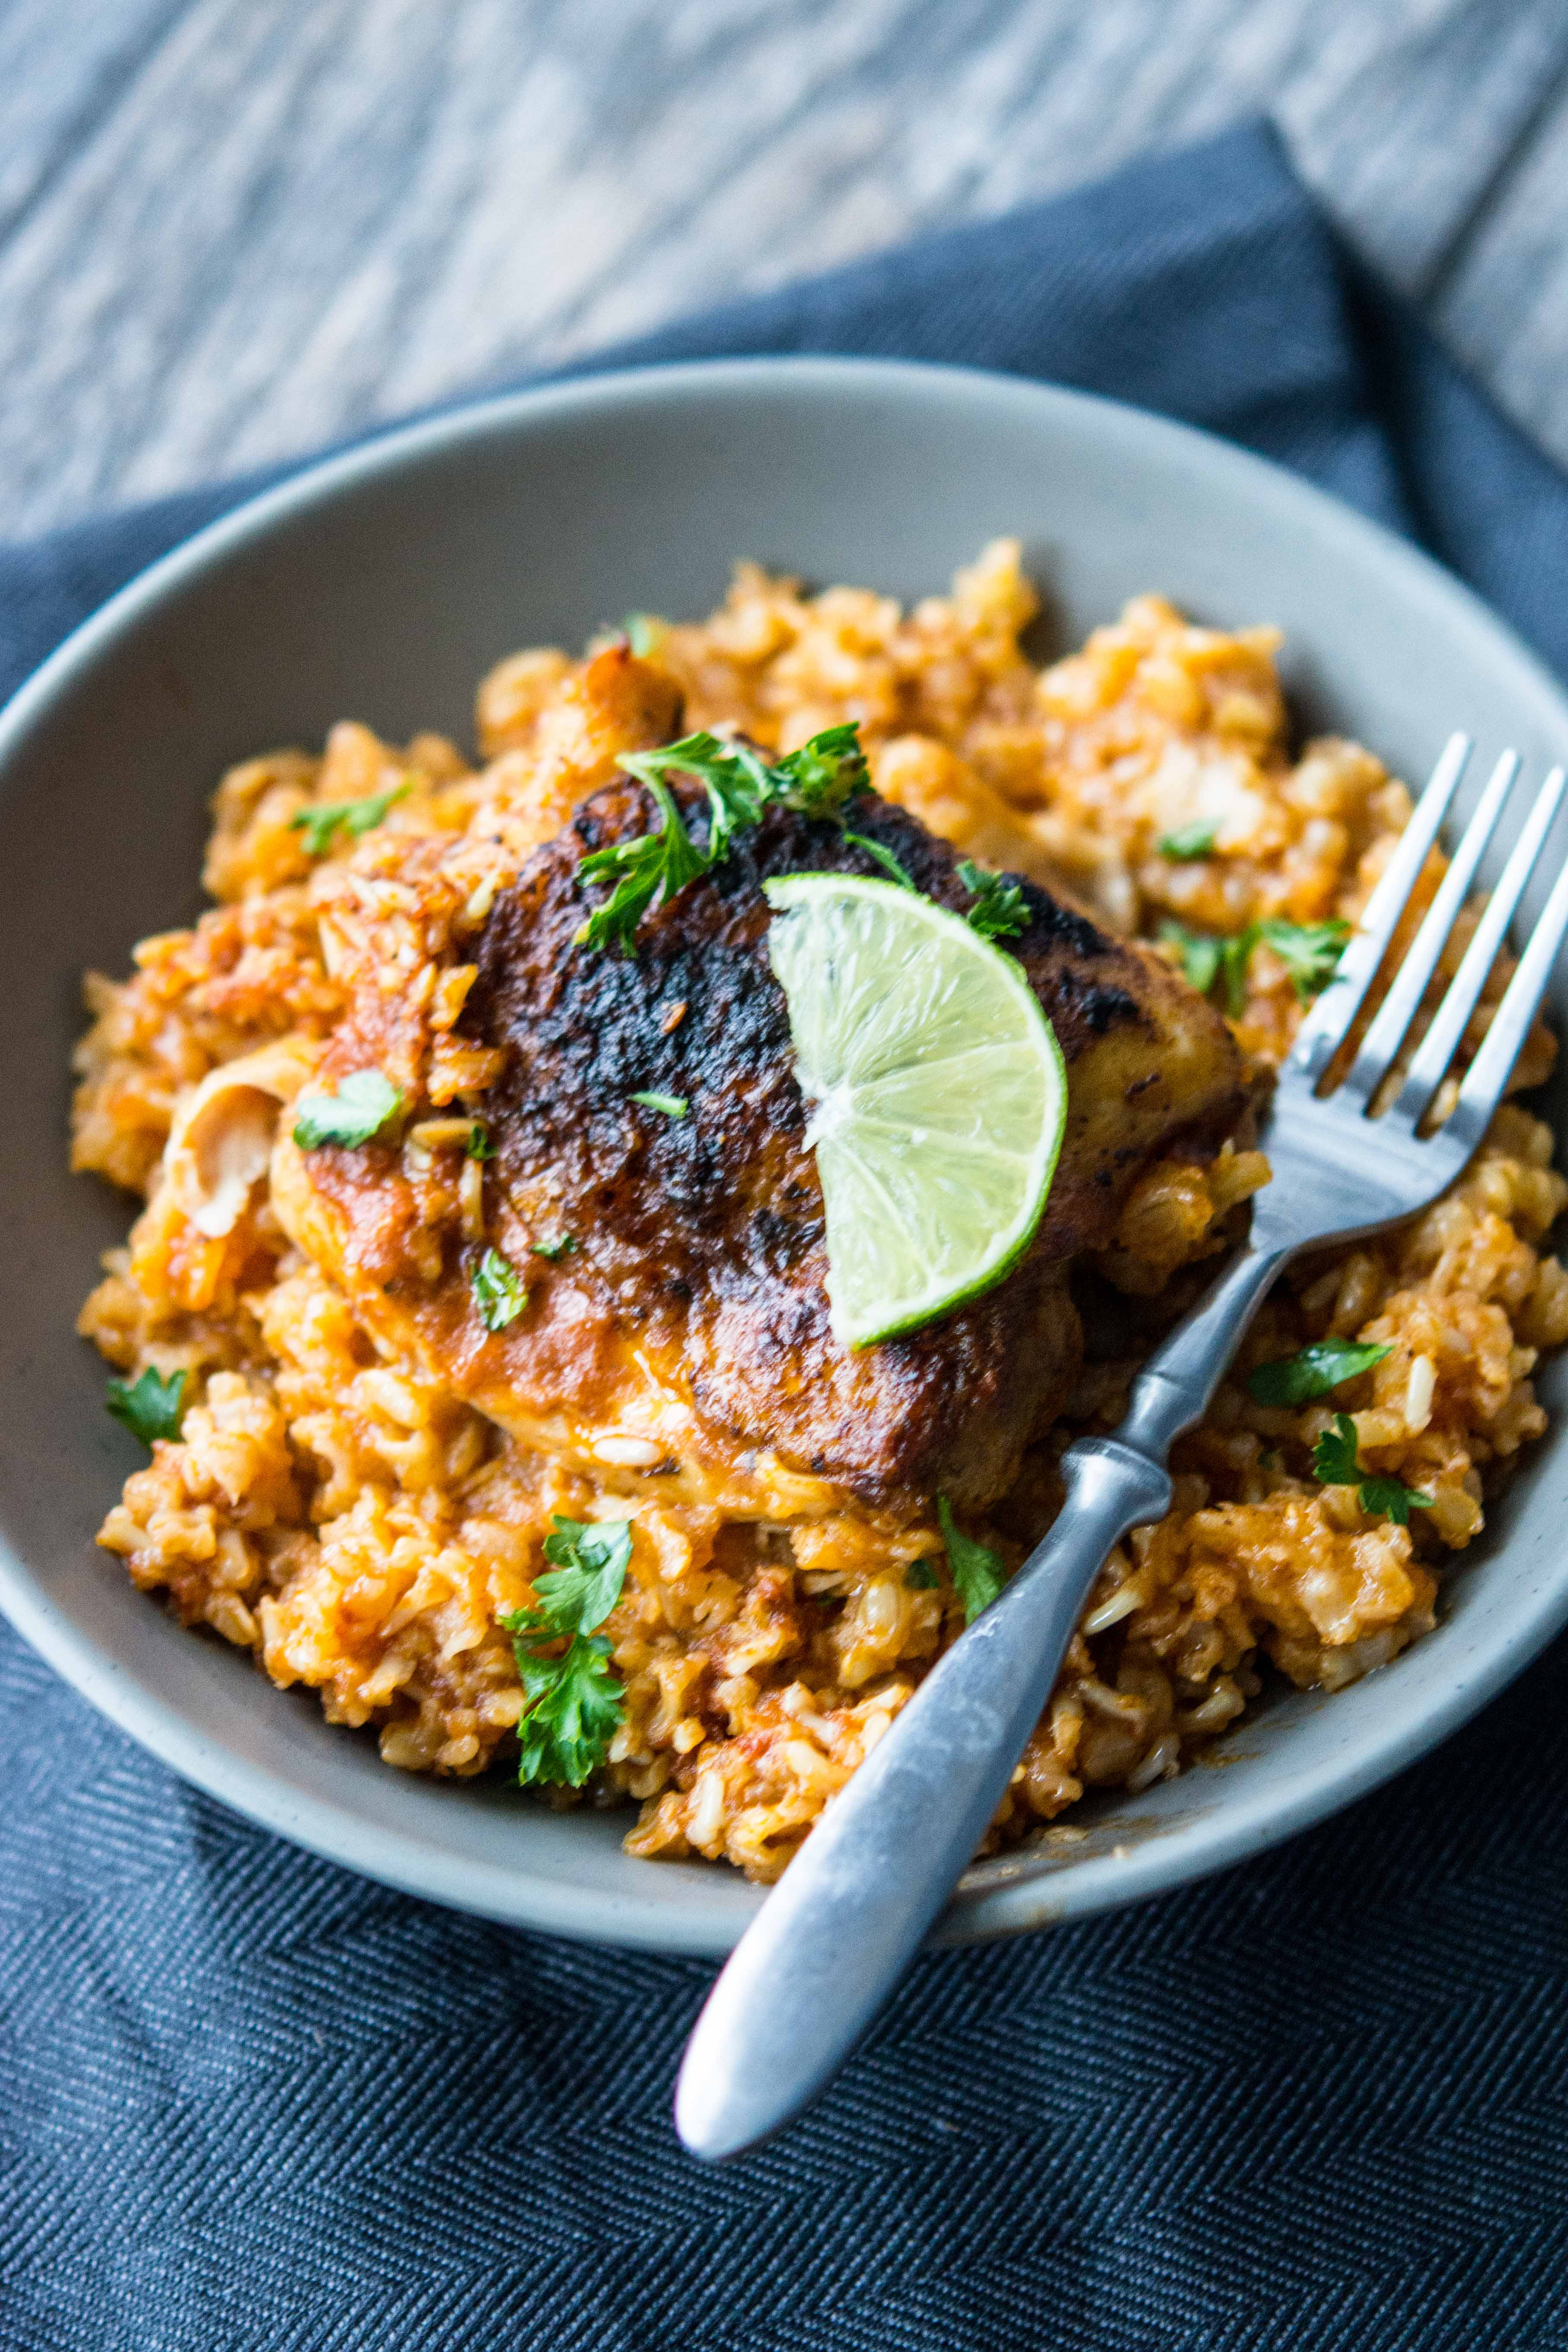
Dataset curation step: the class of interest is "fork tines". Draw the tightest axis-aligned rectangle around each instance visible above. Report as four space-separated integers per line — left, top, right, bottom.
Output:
1287 730 1568 1141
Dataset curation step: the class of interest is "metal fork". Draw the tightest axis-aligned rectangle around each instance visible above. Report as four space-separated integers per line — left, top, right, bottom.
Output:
675 732 1568 2161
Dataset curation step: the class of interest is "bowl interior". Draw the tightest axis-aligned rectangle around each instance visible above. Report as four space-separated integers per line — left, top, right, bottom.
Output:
2 357 1567 1955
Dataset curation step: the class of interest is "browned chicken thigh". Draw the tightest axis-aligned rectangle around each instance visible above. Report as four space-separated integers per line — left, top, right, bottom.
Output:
275 755 1246 1517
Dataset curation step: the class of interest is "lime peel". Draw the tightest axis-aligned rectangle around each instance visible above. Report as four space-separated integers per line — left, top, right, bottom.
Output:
763 872 1067 1348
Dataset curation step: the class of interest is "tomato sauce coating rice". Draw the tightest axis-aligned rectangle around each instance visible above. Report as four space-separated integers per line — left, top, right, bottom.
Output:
72 543 1568 1880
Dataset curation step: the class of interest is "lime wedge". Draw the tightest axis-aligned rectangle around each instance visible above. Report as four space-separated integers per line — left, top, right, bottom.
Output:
763 872 1066 1347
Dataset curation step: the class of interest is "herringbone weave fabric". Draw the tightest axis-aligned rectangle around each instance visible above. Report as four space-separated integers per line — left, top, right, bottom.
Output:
3 121 1567 2352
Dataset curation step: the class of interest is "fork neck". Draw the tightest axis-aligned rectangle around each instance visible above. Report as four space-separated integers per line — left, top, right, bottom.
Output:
1117 1235 1295 1462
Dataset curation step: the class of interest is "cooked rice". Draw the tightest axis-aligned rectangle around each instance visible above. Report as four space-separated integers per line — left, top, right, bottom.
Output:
73 542 1568 1880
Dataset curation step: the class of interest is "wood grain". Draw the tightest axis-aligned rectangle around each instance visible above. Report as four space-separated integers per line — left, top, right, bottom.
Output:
3 0 1567 538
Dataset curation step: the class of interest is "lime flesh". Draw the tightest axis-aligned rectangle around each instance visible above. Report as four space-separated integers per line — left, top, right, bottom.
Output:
763 872 1067 1348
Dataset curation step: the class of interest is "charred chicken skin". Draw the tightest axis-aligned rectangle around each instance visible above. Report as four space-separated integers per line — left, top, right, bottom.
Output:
274 734 1246 1520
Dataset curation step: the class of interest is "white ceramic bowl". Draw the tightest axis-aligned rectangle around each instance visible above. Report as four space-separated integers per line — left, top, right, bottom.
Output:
2 357 1565 1954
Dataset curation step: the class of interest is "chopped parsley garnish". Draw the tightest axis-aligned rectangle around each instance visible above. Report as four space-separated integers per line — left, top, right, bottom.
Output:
574 778 709 953
465 1123 495 1161
1214 932 1256 1019
957 858 1029 942
1160 920 1220 994
575 724 868 951
842 831 915 890
628 1091 688 1119
1248 1338 1392 1407
622 735 771 860
1312 1412 1432 1527
905 1560 939 1591
625 613 664 657
292 1070 402 1150
1160 915 1349 1018
105 1366 186 1447
1255 917 1352 1004
530 1233 577 1261
1311 1414 1363 1489
1158 920 1253 1016
937 1495 1006 1623
290 782 409 858
1356 1469 1436 1530
768 724 871 818
1158 819 1219 861
625 725 869 852
472 1247 527 1332
501 1515 633 1787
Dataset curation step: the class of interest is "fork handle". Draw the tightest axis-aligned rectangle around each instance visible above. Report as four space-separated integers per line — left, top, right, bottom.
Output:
674 1237 1293 2160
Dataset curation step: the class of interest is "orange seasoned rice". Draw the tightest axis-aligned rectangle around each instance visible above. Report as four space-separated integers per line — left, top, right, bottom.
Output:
72 543 1568 1880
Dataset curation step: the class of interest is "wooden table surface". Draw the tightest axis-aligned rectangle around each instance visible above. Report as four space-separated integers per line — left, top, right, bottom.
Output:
6 0 1568 540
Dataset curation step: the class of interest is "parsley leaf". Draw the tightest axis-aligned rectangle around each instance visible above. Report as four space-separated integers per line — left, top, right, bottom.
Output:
501 1516 633 1787
1159 919 1225 998
465 1123 495 1161
577 724 868 951
574 778 709 952
1255 917 1351 1003
530 1233 577 1261
905 1560 939 1591
105 1366 186 1446
842 831 915 890
1158 818 1220 861
292 1070 402 1149
1248 1338 1392 1407
937 1495 1006 1623
290 782 409 858
535 1514 634 1632
628 1091 688 1119
1357 1472 1434 1529
512 1636 622 1787
957 858 1029 942
472 1247 527 1332
1311 1413 1363 1487
1158 921 1257 1018
625 613 664 657
1312 1411 1432 1526
1164 917 1349 1016
768 722 868 818
1218 932 1259 1018
625 721 868 833
622 733 775 862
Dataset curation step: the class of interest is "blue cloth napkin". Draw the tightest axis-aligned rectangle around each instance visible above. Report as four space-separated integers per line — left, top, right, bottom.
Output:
4 118 1568 2352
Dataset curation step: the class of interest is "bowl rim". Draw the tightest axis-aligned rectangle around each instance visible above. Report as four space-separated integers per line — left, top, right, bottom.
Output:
5 349 1568 1955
